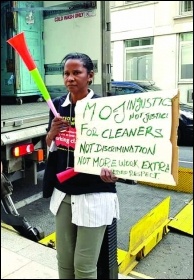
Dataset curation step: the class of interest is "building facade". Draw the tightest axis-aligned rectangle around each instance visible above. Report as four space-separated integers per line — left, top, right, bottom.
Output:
110 1 193 105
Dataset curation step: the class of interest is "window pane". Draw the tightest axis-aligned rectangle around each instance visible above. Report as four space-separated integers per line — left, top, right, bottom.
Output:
131 40 139 47
181 1 193 13
125 37 154 47
141 39 152 46
126 53 152 80
179 32 193 80
180 32 193 41
181 44 193 79
125 37 153 80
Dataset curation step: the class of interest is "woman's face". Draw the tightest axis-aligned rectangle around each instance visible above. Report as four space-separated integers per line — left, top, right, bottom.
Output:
63 59 92 95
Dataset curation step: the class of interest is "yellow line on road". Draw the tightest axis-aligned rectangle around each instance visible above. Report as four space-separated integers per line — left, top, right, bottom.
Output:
130 271 155 279
1 222 17 233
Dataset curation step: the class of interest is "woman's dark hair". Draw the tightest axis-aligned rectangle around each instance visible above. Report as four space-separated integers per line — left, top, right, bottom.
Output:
61 52 94 74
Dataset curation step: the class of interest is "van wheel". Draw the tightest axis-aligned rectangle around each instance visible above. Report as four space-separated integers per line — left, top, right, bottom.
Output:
37 97 44 102
16 97 23 105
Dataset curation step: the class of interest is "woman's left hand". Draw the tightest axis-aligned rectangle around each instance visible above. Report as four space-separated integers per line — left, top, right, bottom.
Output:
100 167 118 183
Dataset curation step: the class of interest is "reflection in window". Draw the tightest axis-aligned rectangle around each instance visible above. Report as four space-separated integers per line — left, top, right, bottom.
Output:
179 32 193 80
125 38 154 80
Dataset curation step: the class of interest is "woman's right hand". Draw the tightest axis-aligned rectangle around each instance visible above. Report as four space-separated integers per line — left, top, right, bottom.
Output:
100 167 118 183
47 116 70 143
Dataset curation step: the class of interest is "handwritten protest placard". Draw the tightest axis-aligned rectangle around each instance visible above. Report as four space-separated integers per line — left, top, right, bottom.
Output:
74 90 179 186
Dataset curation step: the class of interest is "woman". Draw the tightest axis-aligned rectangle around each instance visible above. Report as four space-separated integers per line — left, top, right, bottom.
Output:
44 53 120 279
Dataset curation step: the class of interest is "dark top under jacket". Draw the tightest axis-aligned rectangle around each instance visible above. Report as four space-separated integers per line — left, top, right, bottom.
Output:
43 93 116 198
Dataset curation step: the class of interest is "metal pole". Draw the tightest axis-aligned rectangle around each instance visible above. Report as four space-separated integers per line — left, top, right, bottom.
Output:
97 218 118 279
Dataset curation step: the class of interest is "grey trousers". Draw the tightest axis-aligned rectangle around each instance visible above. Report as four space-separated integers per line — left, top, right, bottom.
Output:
55 195 107 279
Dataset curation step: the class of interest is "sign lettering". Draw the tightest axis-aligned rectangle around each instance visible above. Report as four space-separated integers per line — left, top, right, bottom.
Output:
74 90 180 186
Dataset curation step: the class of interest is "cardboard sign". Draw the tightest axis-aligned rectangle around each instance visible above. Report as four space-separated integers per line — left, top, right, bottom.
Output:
74 90 179 186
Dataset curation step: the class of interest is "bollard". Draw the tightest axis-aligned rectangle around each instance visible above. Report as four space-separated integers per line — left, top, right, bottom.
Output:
97 218 118 279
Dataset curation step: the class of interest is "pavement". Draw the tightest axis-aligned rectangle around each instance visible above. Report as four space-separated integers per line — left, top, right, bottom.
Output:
1 224 134 279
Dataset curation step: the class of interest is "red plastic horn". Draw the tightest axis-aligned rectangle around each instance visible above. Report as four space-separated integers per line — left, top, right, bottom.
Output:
7 32 36 71
57 168 78 183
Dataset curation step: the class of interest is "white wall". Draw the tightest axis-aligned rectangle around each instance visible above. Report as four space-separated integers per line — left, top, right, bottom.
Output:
111 2 155 41
112 41 124 80
153 34 177 90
